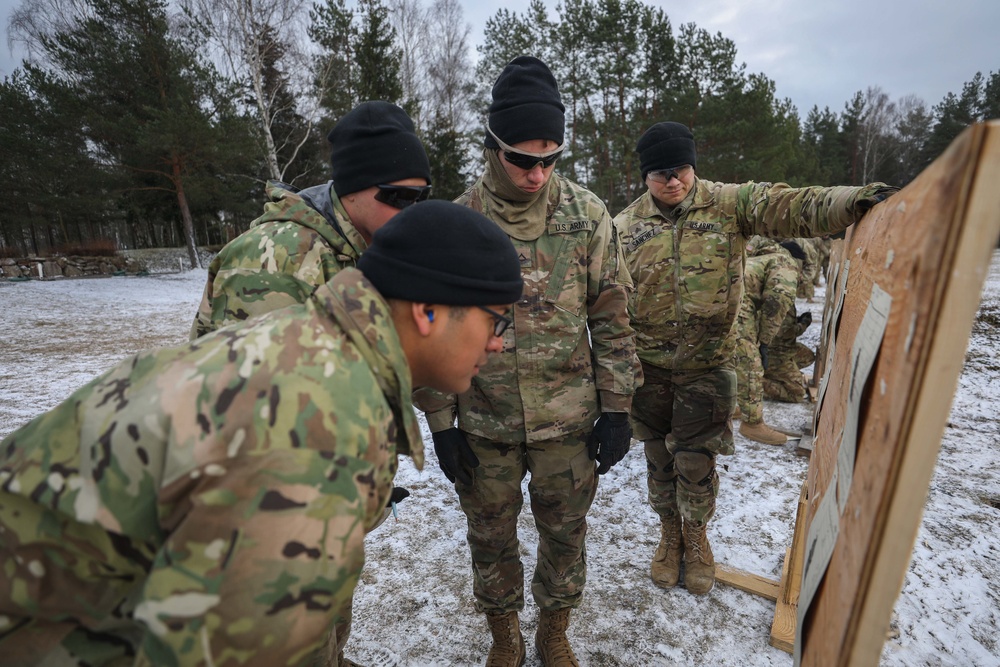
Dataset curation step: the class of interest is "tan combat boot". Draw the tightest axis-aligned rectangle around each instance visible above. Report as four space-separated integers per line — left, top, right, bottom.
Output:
739 420 788 446
485 611 526 667
650 514 683 588
682 520 715 595
535 608 579 666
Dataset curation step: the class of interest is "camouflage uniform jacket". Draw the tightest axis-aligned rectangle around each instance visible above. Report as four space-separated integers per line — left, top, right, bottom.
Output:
737 240 798 346
613 178 886 371
419 173 640 444
0 268 422 666
191 180 367 339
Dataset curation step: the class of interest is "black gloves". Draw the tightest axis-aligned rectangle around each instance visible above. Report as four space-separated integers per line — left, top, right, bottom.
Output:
386 486 410 507
798 311 813 330
857 185 900 213
759 343 769 370
432 427 479 485
587 412 632 475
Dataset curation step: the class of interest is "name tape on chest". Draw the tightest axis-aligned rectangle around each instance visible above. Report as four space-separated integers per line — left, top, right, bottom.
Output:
625 223 662 253
686 221 723 233
548 219 596 234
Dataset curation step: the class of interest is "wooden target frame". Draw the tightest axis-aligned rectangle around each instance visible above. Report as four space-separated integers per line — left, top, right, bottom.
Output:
716 121 1000 665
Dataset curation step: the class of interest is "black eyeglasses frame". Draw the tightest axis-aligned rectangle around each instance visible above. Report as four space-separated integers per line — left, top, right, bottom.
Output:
476 305 513 337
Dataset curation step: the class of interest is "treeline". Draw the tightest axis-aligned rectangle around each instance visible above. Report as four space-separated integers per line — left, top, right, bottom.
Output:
1 0 997 265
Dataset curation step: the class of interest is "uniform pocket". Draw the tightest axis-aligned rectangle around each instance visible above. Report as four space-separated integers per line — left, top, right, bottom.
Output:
569 444 596 491
676 226 733 318
544 235 587 317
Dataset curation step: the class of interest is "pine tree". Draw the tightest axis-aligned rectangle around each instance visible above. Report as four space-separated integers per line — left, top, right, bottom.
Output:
311 0 357 124
354 0 403 103
35 0 251 267
425 113 470 200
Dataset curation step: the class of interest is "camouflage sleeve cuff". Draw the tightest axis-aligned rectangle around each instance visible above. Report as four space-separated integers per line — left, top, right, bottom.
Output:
412 386 457 432
599 391 633 413
424 408 457 433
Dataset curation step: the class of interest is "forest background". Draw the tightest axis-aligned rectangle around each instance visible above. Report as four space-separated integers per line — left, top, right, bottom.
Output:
1 0 998 269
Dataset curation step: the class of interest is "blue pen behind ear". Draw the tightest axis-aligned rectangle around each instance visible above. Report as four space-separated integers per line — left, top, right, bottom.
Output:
428 310 434 323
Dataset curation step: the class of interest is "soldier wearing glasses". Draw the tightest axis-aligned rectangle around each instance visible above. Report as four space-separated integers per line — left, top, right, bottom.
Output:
613 121 898 597
188 100 429 667
0 202 523 667
190 100 432 340
416 56 640 666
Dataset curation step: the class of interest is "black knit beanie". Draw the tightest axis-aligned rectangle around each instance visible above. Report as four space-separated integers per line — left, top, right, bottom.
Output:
636 121 697 179
328 101 431 197
485 56 565 148
358 200 523 306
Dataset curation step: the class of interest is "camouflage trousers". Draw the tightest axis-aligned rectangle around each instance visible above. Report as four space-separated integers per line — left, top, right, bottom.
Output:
763 342 815 403
321 606 353 667
457 430 598 613
794 341 817 369
733 335 765 425
630 363 734 525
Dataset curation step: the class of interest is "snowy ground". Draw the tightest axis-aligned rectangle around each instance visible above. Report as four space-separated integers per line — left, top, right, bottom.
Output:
0 255 998 666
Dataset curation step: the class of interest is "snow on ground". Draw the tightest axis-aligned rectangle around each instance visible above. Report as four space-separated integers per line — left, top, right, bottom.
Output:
1 255 998 666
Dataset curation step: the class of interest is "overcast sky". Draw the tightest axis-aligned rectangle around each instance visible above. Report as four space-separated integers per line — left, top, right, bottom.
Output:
700 0 996 114
2 0 997 117
459 0 999 115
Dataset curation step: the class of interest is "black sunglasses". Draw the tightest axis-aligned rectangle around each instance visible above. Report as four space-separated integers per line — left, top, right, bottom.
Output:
476 305 513 337
502 149 563 171
374 184 432 210
487 124 565 171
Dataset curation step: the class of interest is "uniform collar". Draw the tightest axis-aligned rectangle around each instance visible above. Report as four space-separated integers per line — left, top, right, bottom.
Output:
635 177 713 222
261 181 368 260
313 269 425 469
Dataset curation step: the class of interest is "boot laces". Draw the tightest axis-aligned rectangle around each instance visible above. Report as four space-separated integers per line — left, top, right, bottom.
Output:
538 611 577 665
662 524 682 551
542 638 577 664
486 615 523 663
685 525 710 564
487 644 522 666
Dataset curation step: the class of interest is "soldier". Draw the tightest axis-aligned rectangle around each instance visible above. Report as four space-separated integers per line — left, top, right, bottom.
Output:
814 236 833 288
762 317 816 402
191 100 432 340
763 240 818 404
416 56 639 666
795 236 821 301
0 202 523 667
734 237 802 445
188 99 430 666
613 121 897 595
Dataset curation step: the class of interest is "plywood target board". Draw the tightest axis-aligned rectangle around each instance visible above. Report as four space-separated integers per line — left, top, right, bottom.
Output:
796 121 1000 666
